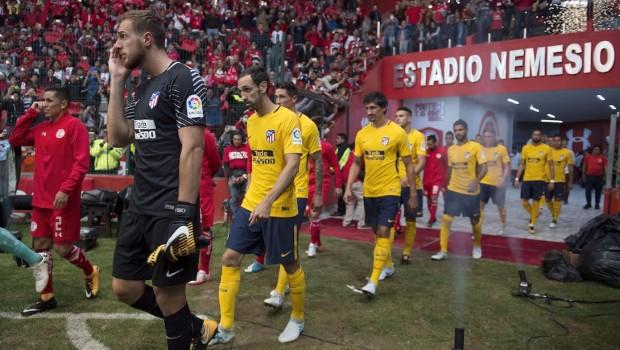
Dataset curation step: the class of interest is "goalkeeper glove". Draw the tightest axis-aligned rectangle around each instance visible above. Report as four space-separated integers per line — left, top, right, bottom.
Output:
147 202 198 266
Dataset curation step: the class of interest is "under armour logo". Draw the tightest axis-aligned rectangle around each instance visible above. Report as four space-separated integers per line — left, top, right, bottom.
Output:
566 128 591 151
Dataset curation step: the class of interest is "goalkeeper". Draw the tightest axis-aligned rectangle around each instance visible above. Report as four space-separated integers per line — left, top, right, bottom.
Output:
107 11 217 349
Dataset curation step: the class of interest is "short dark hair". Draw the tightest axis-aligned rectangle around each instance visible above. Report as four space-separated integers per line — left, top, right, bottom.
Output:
453 119 468 129
553 134 562 139
363 92 388 108
446 131 454 136
592 144 602 150
427 134 437 142
119 10 165 49
396 106 412 115
46 87 70 103
239 66 270 88
274 81 297 98
337 133 348 140
532 128 543 135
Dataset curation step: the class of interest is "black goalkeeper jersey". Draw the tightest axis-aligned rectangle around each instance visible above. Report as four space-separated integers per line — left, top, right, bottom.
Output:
124 61 207 216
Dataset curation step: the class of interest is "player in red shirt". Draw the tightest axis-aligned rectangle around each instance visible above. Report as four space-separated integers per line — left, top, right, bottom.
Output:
9 87 100 315
188 129 221 285
306 139 343 256
423 134 448 227
582 145 608 210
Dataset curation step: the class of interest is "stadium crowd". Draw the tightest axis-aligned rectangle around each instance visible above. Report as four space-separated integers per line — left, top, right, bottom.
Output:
3 0 617 139
0 0 617 176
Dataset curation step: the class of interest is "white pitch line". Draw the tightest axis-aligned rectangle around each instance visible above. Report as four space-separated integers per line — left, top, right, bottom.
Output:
0 312 158 350
0 312 158 320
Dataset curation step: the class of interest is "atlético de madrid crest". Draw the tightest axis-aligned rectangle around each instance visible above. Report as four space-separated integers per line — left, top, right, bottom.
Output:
266 129 276 143
149 91 160 109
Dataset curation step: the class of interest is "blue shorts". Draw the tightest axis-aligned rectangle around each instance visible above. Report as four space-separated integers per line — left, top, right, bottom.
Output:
363 196 400 231
227 208 298 265
400 187 423 220
295 198 308 231
480 183 506 207
545 182 566 200
521 181 546 200
444 190 481 218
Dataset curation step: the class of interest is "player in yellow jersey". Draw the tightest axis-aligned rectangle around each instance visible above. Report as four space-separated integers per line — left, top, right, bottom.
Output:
545 135 573 228
393 107 426 267
480 130 510 235
514 129 554 234
431 120 488 261
210 67 305 345
344 92 417 297
262 81 323 311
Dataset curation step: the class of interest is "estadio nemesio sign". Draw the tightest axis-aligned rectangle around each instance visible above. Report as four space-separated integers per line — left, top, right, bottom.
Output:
393 41 614 88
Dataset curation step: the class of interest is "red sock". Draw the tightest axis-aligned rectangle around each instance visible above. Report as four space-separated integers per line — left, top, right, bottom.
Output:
198 230 213 273
429 195 438 222
36 249 53 295
64 246 94 276
310 220 321 246
256 253 265 265
394 211 401 232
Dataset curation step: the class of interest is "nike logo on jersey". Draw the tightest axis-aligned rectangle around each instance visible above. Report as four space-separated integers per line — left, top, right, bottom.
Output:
281 251 292 258
166 268 184 278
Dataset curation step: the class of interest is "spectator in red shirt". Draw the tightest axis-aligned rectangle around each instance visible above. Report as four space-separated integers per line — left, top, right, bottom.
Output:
9 87 99 314
423 134 448 226
514 0 533 38
582 145 607 209
221 131 251 217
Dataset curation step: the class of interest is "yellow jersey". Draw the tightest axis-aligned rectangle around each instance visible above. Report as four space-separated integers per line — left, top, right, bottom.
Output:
354 121 411 197
242 106 303 217
549 148 574 183
447 141 487 195
397 128 427 188
521 143 551 182
480 145 510 187
294 113 321 199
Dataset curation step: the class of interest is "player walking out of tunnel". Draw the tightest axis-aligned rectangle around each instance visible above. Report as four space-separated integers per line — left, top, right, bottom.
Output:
262 81 323 311
345 92 417 296
431 120 488 261
480 130 510 235
210 67 306 345
393 107 426 266
107 11 216 349
10 87 100 316
546 135 573 228
515 129 554 234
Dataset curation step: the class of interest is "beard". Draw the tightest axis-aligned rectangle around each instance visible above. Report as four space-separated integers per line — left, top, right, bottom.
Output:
124 49 145 70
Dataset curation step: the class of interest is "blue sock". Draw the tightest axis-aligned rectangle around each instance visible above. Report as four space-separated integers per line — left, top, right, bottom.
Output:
0 227 42 266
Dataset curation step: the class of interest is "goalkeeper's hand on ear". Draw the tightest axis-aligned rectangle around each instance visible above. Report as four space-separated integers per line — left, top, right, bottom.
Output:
147 202 198 266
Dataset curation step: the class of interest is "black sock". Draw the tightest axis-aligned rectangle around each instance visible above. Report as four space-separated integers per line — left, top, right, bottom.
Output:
130 285 163 318
190 313 204 338
164 304 193 350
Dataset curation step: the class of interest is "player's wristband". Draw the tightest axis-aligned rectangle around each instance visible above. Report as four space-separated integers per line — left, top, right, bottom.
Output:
514 177 520 182
550 180 556 183
174 202 196 219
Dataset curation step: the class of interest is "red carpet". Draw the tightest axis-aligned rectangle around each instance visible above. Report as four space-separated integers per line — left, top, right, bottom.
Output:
301 218 567 266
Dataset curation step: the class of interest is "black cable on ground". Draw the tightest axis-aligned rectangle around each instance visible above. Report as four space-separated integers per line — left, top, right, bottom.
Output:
521 295 619 350
524 299 570 350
